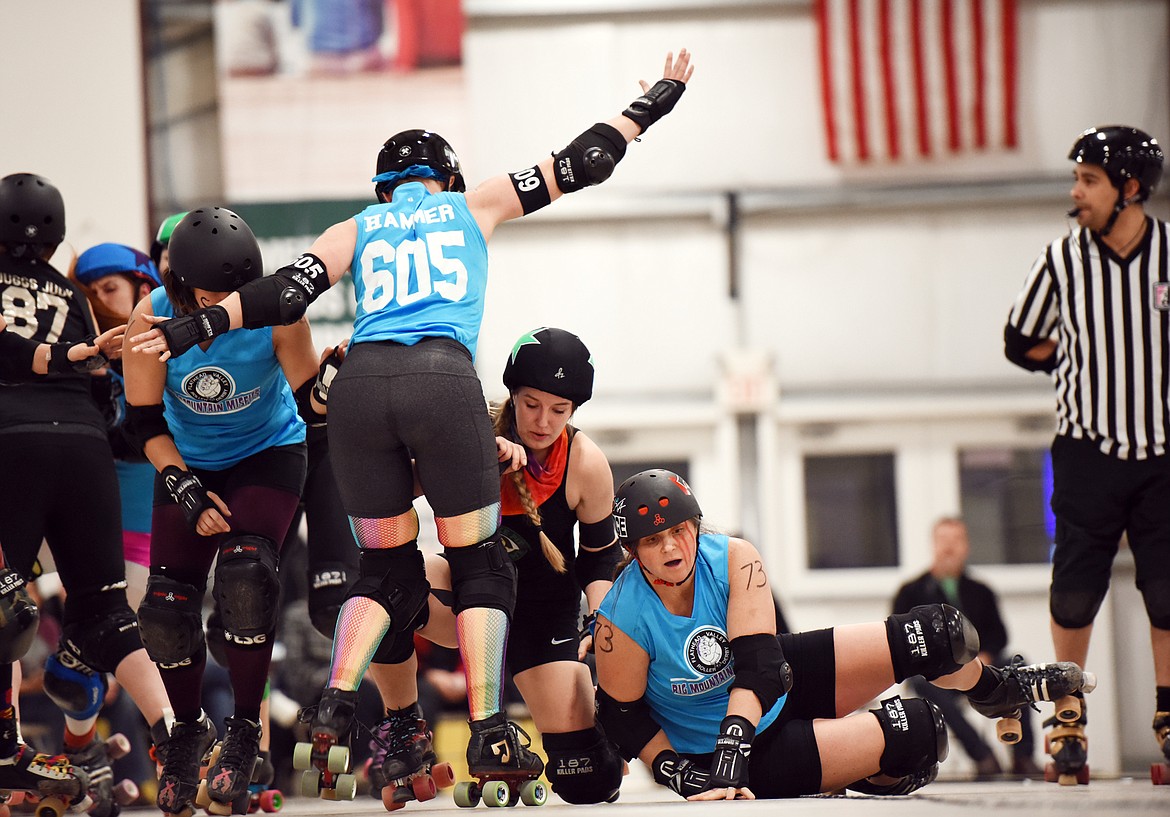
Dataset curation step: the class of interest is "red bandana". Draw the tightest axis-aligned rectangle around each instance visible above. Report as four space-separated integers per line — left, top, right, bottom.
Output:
501 428 569 517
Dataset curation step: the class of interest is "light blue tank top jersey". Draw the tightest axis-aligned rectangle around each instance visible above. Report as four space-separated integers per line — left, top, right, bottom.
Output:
151 288 304 470
349 182 490 359
598 533 786 754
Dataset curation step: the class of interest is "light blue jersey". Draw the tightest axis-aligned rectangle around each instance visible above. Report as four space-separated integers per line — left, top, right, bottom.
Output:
151 288 304 470
349 182 489 359
598 533 786 754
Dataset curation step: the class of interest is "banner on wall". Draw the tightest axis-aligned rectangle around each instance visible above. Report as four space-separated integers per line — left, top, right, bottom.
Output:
814 0 1018 164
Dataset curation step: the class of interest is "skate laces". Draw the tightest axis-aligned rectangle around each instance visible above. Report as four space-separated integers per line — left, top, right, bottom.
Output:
160 720 212 775
998 655 1041 713
370 709 419 757
217 718 261 773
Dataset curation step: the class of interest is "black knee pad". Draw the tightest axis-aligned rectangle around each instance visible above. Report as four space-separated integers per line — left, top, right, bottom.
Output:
139 575 205 668
885 604 979 683
370 600 429 664
1139 580 1170 630
1049 587 1107 629
543 725 624 804
62 587 144 673
445 536 517 617
870 695 948 778
308 561 353 639
0 569 39 663
213 535 280 648
204 607 229 666
345 543 429 633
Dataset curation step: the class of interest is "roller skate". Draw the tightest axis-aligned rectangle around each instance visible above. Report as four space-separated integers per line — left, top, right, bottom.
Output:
847 763 938 796
454 713 546 809
152 714 217 815
369 704 454 811
0 742 90 817
1149 711 1170 785
243 751 281 813
62 734 139 817
966 656 1096 745
196 717 262 815
292 688 359 801
1043 697 1090 786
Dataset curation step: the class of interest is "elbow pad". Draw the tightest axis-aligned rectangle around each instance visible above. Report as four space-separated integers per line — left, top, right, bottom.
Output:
595 686 662 761
574 517 621 588
730 633 792 712
1004 325 1056 373
239 253 331 329
124 402 171 452
553 124 627 194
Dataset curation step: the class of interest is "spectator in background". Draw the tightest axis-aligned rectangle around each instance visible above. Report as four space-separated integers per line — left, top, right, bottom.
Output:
892 517 1042 779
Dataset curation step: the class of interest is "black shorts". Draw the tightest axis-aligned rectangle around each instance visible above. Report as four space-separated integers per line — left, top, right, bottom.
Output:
506 597 582 675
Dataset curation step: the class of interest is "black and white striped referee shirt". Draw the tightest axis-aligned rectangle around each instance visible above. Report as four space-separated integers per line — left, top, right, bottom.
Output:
1005 217 1170 460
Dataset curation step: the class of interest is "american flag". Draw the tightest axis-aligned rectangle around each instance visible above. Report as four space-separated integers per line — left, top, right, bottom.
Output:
815 0 1019 163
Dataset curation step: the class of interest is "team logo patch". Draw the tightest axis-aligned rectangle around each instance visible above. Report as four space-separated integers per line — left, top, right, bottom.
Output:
399 145 412 157
178 368 259 414
1153 281 1170 311
671 626 734 696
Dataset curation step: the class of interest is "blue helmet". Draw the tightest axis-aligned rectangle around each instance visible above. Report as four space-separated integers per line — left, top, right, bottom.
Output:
75 243 162 289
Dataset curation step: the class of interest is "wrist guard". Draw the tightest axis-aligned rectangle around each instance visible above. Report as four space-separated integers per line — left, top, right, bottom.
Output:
160 306 231 357
162 465 214 530
48 336 107 374
313 346 343 406
621 79 686 133
652 750 711 798
709 715 754 789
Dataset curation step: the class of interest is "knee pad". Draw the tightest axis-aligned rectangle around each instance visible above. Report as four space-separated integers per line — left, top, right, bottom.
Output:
0 569 39 663
371 600 429 664
543 725 624 804
139 575 205 668
308 561 353 639
1139 580 1170 630
61 598 143 674
204 607 229 666
1049 587 1107 629
345 544 429 633
445 536 517 617
212 535 280 647
870 696 948 778
43 643 108 720
885 604 979 683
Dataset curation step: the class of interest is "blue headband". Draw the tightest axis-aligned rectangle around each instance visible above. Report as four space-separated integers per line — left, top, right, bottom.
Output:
371 165 447 186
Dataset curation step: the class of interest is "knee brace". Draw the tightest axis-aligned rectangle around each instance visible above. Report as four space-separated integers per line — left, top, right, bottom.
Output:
308 561 353 639
345 544 430 633
543 725 624 804
885 604 979 683
139 575 205 668
0 568 39 663
43 642 108 720
1139 579 1170 630
1049 587 1108 629
870 696 948 778
445 536 517 617
62 594 143 674
212 535 280 648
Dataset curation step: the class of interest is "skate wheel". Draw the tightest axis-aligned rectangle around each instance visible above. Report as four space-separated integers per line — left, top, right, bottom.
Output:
482 781 510 808
453 782 481 809
33 796 65 817
0 803 10 817
381 785 406 812
332 774 358 801
298 770 321 799
8 793 25 806
291 743 313 772
326 746 350 775
432 763 455 789
206 799 233 815
206 744 223 769
196 779 212 809
1152 762 1170 785
996 717 1022 744
412 775 437 802
258 790 282 812
1055 695 1082 723
106 734 131 761
519 781 546 807
113 780 139 805
1077 763 1091 785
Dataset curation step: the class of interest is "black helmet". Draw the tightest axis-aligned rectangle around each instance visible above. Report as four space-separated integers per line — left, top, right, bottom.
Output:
1069 126 1164 201
167 207 263 292
374 129 466 197
502 327 594 406
0 173 65 247
613 469 702 549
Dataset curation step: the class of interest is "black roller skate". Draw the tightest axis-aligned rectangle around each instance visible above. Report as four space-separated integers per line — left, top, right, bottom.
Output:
63 734 139 817
966 656 1096 745
1043 696 1089 786
0 741 90 817
292 688 359 801
152 715 217 815
244 751 282 813
1149 711 1170 785
370 704 454 811
454 713 546 809
847 763 938 796
198 717 262 815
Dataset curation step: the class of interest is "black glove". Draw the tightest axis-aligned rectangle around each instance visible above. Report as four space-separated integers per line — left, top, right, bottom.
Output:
161 465 215 530
621 79 686 133
158 305 231 358
652 750 711 799
47 336 108 374
709 715 754 789
312 346 343 406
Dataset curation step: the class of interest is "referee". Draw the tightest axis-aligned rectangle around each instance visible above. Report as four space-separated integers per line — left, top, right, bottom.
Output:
1004 125 1169 781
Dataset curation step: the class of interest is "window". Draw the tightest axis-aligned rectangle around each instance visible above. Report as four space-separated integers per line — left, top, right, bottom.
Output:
804 453 898 568
958 447 1054 565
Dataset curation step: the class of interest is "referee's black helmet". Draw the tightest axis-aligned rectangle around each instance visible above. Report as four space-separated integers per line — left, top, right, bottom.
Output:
1069 126 1164 202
